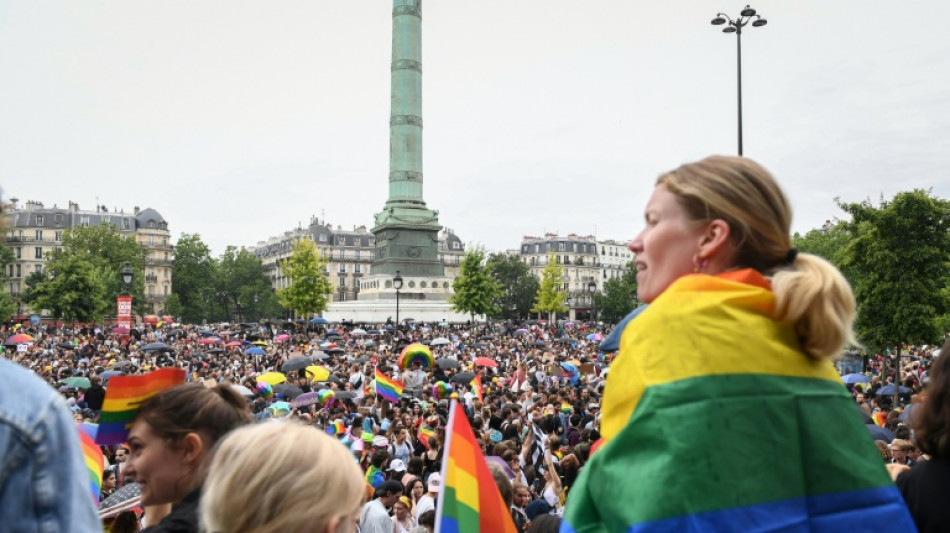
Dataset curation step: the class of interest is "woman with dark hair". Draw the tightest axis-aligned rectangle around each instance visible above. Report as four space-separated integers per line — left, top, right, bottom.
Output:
123 383 250 532
897 339 950 532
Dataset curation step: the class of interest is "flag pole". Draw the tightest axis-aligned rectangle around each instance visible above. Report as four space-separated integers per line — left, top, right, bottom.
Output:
433 399 457 533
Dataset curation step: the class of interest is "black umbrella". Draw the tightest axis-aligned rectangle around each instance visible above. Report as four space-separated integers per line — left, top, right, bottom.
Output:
450 371 476 383
56 342 77 350
99 482 141 519
246 334 263 341
437 358 460 370
281 356 313 373
479 335 495 340
206 348 225 355
473 342 487 349
109 360 132 370
313 351 329 361
141 342 170 352
350 356 369 364
274 383 304 398
327 347 345 355
335 391 358 400
317 375 344 386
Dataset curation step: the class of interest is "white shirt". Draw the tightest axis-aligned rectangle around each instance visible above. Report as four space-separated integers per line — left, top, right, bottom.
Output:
361 499 393 533
414 494 435 521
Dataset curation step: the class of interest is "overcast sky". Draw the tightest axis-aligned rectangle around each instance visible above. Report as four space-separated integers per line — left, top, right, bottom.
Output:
1 1 948 255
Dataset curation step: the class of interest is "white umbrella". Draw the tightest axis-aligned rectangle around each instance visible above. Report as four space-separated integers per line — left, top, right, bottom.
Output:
430 338 451 346
351 328 368 336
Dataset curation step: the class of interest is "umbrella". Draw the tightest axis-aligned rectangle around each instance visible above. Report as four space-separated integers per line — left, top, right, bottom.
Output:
402 317 415 323
351 328 367 335
281 356 313 373
268 401 292 416
99 482 142 519
876 385 912 396
515 328 529 334
866 424 895 443
310 317 329 325
199 329 215 336
360 339 376 346
61 376 91 388
327 347 346 355
141 342 170 352
335 391 358 400
109 360 132 370
56 342 77 350
305 365 330 382
225 340 243 347
842 373 872 385
257 372 287 385
110 326 130 335
100 370 125 384
474 357 497 368
293 391 324 408
274 384 304 398
437 358 460 370
246 347 266 356
313 351 330 361
564 322 576 328
586 333 604 341
535 341 546 347
479 335 495 340
251 340 268 346
197 337 220 345
275 334 291 342
231 384 255 397
438 321 450 327
325 330 341 337
206 348 225 355
450 371 476 384
350 356 369 364
317 375 344 386
3 333 33 345
430 338 451 346
367 329 383 335
473 342 488 349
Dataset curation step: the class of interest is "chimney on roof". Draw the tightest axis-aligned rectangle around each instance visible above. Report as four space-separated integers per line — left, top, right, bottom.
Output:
134 206 140 215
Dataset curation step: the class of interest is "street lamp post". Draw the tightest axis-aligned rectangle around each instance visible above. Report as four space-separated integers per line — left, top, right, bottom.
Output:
393 270 403 327
117 262 134 330
711 5 767 156
588 279 597 323
565 294 572 322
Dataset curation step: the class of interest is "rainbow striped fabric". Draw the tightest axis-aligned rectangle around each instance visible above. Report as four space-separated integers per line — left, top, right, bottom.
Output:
435 402 518 533
470 375 483 402
418 424 436 449
96 368 186 445
326 421 346 436
375 368 404 403
562 271 916 533
77 425 104 503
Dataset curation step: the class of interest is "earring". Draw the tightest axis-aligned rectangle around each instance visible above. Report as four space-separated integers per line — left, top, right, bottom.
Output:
692 255 708 274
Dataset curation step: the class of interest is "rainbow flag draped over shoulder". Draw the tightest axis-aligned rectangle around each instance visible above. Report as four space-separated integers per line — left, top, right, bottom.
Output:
562 271 916 533
77 425 104 504
96 368 186 445
435 402 518 533
375 368 403 403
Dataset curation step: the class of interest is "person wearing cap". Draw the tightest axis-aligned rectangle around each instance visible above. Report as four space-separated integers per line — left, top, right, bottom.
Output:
360 479 403 533
388 458 407 481
413 472 440 521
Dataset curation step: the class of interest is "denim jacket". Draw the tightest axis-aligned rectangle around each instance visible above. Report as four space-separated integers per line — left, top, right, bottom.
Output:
0 358 101 532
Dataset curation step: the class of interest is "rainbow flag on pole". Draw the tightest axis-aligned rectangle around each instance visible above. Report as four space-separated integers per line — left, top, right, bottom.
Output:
375 368 404 403
435 401 518 533
96 368 186 445
470 375 483 402
77 425 104 503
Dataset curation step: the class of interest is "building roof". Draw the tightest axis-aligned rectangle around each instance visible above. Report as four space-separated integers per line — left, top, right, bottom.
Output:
135 208 167 229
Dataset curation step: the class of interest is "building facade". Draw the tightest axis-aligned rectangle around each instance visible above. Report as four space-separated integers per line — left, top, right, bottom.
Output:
1 200 174 315
519 233 634 320
250 217 464 303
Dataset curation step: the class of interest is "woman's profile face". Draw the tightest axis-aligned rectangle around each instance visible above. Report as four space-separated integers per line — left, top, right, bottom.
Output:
124 420 193 506
412 481 425 496
629 184 707 303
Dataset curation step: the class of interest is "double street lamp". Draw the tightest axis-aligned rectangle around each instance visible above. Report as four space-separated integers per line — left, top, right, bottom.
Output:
121 262 133 294
393 270 403 327
711 5 767 156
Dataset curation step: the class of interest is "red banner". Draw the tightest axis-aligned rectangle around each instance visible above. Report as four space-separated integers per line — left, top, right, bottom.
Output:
117 295 132 330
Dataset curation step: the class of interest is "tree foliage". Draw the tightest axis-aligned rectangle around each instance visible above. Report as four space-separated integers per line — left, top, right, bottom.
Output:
30 253 109 322
0 246 16 317
792 221 853 273
486 252 538 320
531 252 567 320
594 261 638 324
451 248 501 322
277 239 332 319
837 190 950 351
170 233 216 323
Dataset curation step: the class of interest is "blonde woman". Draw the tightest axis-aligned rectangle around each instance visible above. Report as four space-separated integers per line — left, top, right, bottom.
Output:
200 423 364 533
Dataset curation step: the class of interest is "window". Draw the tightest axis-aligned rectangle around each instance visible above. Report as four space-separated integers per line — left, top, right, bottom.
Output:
452 241 461 250
558 243 565 252
123 219 131 230
35 264 42 273
338 263 346 273
15 247 20 259
534 244 539 253
80 216 90 226
54 214 63 227
338 277 346 288
36 215 43 225
34 247 42 259
35 230 42 240
164 285 169 295
355 264 362 274
16 264 21 277
354 250 360 260
55 232 62 242
7 265 11 277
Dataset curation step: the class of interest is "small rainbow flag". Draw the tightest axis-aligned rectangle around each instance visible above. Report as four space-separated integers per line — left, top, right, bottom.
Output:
470 375 483 402
376 368 404 403
77 425 104 504
326 421 346 436
872 411 887 427
560 402 573 415
418 424 436 449
96 368 186 445
435 401 518 533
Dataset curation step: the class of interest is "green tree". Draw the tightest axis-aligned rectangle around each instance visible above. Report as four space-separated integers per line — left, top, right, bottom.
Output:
532 252 567 321
792 221 853 274
277 239 332 320
20 270 46 307
594 261 639 324
31 254 109 322
170 233 216 323
163 293 184 320
0 246 16 318
838 190 950 351
451 248 500 322
486 252 539 320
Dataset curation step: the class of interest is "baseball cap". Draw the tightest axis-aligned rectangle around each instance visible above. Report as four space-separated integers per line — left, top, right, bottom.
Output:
427 473 442 492
388 459 407 472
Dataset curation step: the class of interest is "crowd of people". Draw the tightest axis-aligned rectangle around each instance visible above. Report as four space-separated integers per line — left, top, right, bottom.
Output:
2 155 949 533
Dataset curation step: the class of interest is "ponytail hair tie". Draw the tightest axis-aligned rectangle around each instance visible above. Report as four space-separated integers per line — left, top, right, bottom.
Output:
783 248 799 266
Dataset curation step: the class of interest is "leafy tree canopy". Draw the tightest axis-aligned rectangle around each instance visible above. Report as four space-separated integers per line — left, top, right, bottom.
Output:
594 261 639 324
451 248 500 322
486 252 539 320
277 239 332 319
532 252 567 320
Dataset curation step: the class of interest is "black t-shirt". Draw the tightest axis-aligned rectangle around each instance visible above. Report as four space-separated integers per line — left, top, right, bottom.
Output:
896 456 950 533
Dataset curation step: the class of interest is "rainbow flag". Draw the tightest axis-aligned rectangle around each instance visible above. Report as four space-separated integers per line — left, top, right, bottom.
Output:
375 368 403 403
326 421 345 436
435 402 518 533
562 271 916 533
470 375 483 402
560 402 573 415
418 424 436 450
96 368 186 445
77 425 104 504
872 411 887 427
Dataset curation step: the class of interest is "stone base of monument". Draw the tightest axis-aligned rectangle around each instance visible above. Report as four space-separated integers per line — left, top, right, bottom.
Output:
324 274 481 323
